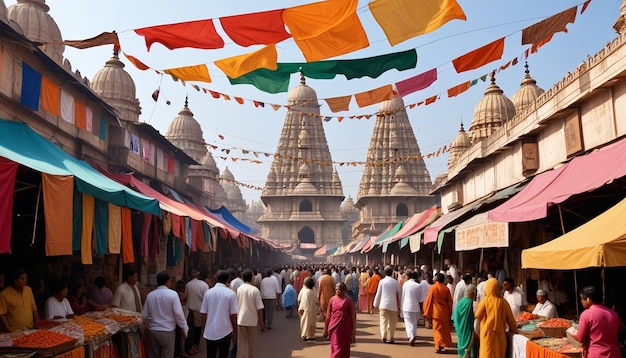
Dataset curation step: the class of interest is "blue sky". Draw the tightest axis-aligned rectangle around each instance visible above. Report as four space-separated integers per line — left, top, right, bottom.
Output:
10 0 620 204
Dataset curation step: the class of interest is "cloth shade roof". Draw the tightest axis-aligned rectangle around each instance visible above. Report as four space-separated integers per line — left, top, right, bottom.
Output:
372 221 404 246
385 206 441 244
522 195 626 269
360 234 379 253
489 137 626 223
349 234 370 253
314 244 327 256
424 181 527 244
207 206 251 233
0 119 160 216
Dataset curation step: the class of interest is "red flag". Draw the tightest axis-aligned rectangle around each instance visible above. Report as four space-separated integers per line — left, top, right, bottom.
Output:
452 37 505 73
581 0 591 14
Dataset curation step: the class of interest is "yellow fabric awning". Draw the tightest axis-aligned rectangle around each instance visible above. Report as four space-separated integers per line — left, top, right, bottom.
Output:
522 196 626 269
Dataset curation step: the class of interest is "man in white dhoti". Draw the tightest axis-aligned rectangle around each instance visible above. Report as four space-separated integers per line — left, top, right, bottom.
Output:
401 271 421 346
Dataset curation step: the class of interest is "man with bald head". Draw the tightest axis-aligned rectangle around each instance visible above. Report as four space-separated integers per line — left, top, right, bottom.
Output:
532 289 558 318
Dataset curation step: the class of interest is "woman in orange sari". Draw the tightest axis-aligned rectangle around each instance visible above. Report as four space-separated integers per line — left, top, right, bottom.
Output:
474 278 517 358
366 270 381 314
323 282 356 358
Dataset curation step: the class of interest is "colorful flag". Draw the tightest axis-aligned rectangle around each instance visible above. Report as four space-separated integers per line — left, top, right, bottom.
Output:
452 37 505 73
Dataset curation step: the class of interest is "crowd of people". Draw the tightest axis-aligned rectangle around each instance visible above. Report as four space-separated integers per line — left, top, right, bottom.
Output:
0 263 623 358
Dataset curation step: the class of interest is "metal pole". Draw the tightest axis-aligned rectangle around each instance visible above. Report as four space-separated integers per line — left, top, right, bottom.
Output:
574 270 579 318
31 184 42 246
558 204 566 235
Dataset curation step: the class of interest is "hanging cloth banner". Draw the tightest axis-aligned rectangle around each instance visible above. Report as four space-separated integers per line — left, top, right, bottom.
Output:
41 76 60 116
0 157 18 254
64 31 119 49
123 52 150 71
42 174 73 256
81 194 95 265
121 207 134 263
163 64 212 83
395 68 437 97
20 62 42 111
214 45 278 79
452 37 505 73
369 0 466 46
447 81 471 98
325 96 352 113
228 49 416 93
282 0 369 62
354 84 394 108
134 19 225 51
220 9 291 47
107 203 121 254
93 200 108 255
521 6 577 46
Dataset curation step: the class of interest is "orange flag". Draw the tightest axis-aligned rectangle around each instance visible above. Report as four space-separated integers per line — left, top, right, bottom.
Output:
447 81 471 97
214 45 278 78
123 52 150 71
121 207 134 263
452 37 505 73
220 9 291 47
81 194 95 265
42 174 73 256
369 0 466 46
355 85 394 108
41 76 60 116
522 6 576 46
282 0 369 62
164 64 212 83
325 96 352 113
74 100 87 130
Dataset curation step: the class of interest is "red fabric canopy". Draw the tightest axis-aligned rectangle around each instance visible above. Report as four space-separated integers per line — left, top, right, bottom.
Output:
489 137 626 222
385 206 440 244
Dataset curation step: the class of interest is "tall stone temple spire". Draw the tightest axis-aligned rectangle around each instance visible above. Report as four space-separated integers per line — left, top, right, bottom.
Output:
353 95 439 238
258 75 345 251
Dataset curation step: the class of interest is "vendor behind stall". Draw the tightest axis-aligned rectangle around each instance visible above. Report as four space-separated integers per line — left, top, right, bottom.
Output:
87 276 112 311
532 289 558 319
0 268 39 332
45 281 74 320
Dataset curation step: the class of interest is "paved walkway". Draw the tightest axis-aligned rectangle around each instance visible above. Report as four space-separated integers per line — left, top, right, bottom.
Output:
191 309 460 357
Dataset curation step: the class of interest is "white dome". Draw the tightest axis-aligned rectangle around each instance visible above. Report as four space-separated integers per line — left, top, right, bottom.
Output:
287 75 319 105
378 95 405 113
8 0 64 63
91 52 141 122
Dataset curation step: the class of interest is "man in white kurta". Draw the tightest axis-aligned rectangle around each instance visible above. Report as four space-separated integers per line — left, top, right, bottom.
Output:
236 270 264 358
416 272 432 328
111 269 142 313
401 271 421 345
297 277 317 341
503 277 527 317
373 266 402 343
453 275 472 313
184 268 209 354
532 289 558 319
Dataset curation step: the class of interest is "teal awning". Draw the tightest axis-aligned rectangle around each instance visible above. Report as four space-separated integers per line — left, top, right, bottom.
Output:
0 119 160 216
373 221 404 245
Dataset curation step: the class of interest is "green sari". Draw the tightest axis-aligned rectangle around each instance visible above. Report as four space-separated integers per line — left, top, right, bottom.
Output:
453 296 476 358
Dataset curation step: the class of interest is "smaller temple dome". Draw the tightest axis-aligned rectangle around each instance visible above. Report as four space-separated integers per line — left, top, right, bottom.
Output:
294 163 318 194
378 95 405 113
468 75 515 143
8 0 64 63
447 122 471 169
221 167 244 203
287 74 319 105
341 196 357 212
510 62 545 113
165 98 208 163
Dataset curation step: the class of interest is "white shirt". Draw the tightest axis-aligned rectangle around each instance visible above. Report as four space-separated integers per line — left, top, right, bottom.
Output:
142 286 188 334
476 280 487 302
200 283 238 341
237 283 264 326
260 276 281 299
111 282 142 312
401 279 421 313
230 277 244 294
503 287 527 317
45 297 73 319
532 300 558 319
453 281 467 312
416 280 431 303
373 276 401 311
331 272 341 285
185 278 209 312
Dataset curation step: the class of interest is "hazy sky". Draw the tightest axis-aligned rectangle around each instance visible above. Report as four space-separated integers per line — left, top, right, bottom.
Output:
9 0 620 205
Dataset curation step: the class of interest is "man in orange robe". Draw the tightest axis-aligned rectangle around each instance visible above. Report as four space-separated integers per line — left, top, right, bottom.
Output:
423 272 453 353
318 269 336 322
366 269 381 314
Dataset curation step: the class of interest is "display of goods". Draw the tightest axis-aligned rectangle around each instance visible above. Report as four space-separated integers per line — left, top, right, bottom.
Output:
107 314 137 324
35 320 62 330
71 316 107 340
538 318 572 328
0 334 14 347
12 330 73 348
48 323 84 343
515 312 538 321
95 318 121 335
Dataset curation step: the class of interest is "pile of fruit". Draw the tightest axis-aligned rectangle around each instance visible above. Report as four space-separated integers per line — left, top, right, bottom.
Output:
538 318 571 328
515 312 538 321
13 330 73 348
72 316 107 340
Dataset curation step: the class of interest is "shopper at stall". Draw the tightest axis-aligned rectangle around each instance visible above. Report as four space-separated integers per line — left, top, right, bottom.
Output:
502 277 527 317
142 271 189 358
0 268 39 332
474 278 517 358
68 282 90 316
45 281 74 320
453 284 477 358
87 276 113 311
201 270 238 358
570 286 621 358
185 268 209 355
532 289 558 319
423 272 453 353
111 269 142 313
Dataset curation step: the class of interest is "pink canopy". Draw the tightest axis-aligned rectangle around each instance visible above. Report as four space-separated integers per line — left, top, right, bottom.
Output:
489 137 626 222
384 206 440 244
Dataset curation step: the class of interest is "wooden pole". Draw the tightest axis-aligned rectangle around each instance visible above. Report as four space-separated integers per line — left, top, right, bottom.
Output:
558 204 566 235
31 183 41 246
574 270 579 318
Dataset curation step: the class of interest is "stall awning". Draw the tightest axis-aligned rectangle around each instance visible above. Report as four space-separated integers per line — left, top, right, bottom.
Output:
522 195 626 269
314 244 328 256
424 181 527 244
349 234 370 253
385 206 440 244
455 212 509 251
0 119 160 215
372 221 404 246
208 206 251 233
489 137 626 223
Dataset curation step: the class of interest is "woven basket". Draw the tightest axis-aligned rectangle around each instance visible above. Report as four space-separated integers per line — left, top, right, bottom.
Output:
538 326 568 338
518 329 544 340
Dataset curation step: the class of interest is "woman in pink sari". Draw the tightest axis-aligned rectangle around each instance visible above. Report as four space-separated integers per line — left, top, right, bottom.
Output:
323 282 356 358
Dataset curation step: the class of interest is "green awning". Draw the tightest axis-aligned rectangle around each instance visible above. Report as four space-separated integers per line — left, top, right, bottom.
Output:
0 119 161 216
373 221 404 245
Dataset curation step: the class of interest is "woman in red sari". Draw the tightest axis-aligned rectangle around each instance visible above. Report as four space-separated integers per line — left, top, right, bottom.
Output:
324 282 356 358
